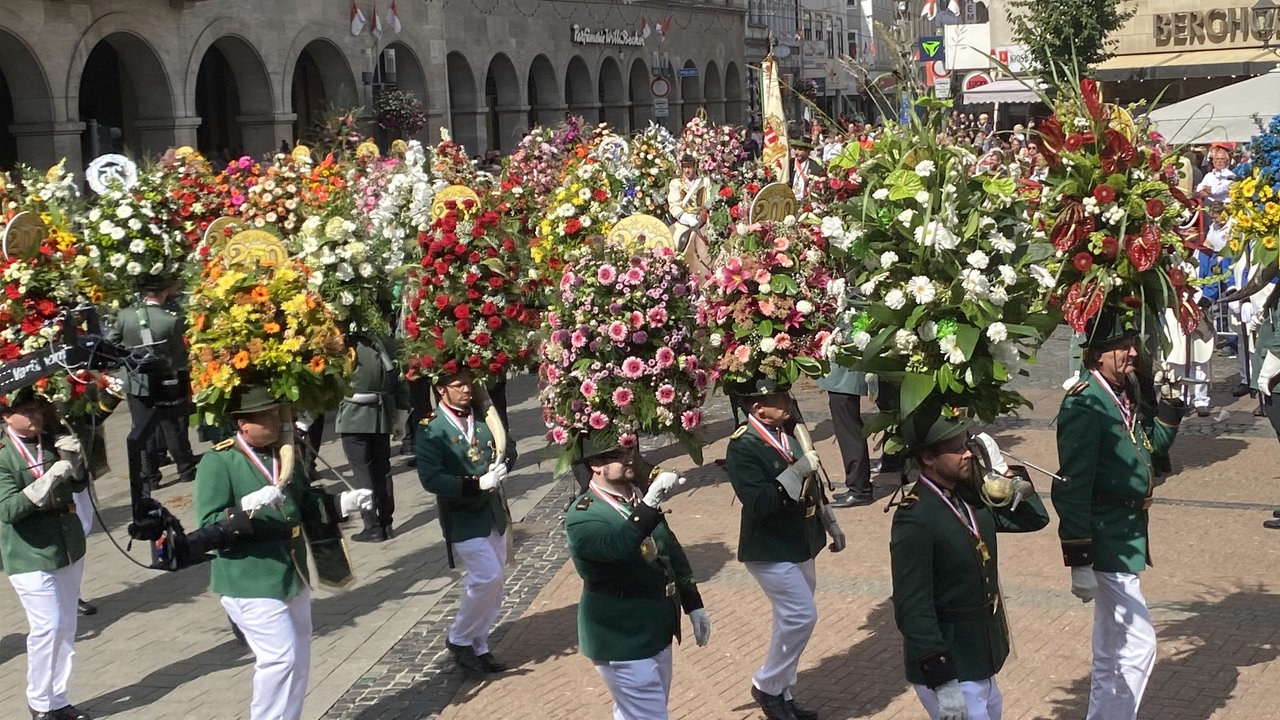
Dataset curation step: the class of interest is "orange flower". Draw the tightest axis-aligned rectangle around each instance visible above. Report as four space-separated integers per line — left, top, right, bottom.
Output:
194 313 207 331
207 360 221 375
232 351 250 369
264 321 281 334
309 356 326 373
198 347 214 363
250 285 270 303
208 264 223 281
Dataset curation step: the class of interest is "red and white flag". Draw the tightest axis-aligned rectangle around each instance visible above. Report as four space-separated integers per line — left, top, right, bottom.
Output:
371 4 384 40
921 0 937 18
658 17 671 40
640 18 651 39
385 0 401 34
948 0 962 14
350 0 367 36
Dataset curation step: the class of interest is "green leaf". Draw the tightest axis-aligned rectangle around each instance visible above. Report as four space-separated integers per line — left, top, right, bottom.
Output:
886 169 925 201
954 324 980 360
899 372 936 418
963 211 980 239
1025 243 1055 262
758 319 774 337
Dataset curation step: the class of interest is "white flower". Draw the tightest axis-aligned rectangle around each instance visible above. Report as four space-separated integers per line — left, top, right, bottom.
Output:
125 261 143 275
581 216 593 228
149 262 165 275
872 188 890 201
1028 264 1056 288
127 218 142 231
885 289 907 310
358 262 375 278
919 320 938 341
759 337 777 353
914 190 931 205
914 160 936 177
960 269 990 298
966 251 990 270
852 331 872 351
997 265 1018 286
336 263 355 281
893 329 919 353
988 232 1016 254
709 333 723 347
989 286 1009 306
897 209 916 227
129 239 147 254
109 253 127 268
340 290 355 306
913 220 959 249
906 276 936 304
938 334 966 364
986 322 1009 343
109 227 125 241
820 216 845 240
826 277 846 300
759 282 773 294
880 251 899 269
796 299 814 315
115 205 133 219
858 272 888 296
578 187 592 201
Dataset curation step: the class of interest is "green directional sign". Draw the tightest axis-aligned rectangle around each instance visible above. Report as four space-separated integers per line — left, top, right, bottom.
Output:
918 36 944 64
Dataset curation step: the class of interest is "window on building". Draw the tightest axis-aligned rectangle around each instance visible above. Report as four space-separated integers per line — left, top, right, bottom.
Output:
803 11 812 41
848 30 858 58
826 17 835 56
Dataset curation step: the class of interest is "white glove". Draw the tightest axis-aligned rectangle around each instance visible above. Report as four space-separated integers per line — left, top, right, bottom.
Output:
971 433 1009 475
1249 311 1266 334
240 485 285 513
54 435 82 458
1239 300 1255 326
774 450 820 502
478 461 508 491
678 212 700 226
821 505 846 552
21 460 75 507
339 489 374 516
1153 362 1181 401
642 470 683 508
1071 565 1097 603
294 411 315 432
934 678 969 720
391 409 410 441
688 607 712 646
1009 477 1035 512
1259 352 1280 397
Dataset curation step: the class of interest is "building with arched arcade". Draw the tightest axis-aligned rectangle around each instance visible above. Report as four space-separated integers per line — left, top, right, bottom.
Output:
0 0 748 171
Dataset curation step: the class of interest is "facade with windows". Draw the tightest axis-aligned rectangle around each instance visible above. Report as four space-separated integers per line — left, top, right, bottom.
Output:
0 0 746 171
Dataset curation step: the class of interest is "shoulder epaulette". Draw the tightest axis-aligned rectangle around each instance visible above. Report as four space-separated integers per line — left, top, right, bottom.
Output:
213 438 235 451
729 424 749 440
1067 381 1089 396
898 487 920 510
574 494 593 511
419 411 436 425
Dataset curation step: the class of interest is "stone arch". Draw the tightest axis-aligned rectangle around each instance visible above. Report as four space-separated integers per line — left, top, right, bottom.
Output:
289 38 359 144
627 58 651 133
679 59 701 123
598 56 625 131
565 55 595 119
527 54 561 129
74 31 178 160
704 61 723 124
192 35 273 159
485 53 522 153
725 61 744 125
0 26 54 169
446 51 480 156
382 40 429 142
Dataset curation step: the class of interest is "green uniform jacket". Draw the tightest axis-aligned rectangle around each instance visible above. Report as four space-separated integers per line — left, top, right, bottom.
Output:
566 487 703 662
416 410 507 543
1052 372 1181 573
817 364 867 396
0 434 88 574
194 441 312 600
109 302 189 395
1253 302 1280 385
335 334 406 435
890 478 1048 687
726 422 826 563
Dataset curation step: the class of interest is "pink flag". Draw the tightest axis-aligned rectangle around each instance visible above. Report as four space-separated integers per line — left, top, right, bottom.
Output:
350 0 367 36
386 0 401 34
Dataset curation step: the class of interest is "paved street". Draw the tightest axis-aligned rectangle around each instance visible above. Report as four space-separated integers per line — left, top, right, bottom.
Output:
4 330 1280 719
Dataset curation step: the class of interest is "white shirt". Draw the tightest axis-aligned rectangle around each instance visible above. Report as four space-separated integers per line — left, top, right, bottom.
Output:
1196 167 1236 204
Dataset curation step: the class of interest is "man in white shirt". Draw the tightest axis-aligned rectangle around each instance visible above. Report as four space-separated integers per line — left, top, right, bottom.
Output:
1196 146 1237 252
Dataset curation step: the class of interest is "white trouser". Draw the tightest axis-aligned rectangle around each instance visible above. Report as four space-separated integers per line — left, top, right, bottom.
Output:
9 559 84 712
1185 361 1210 408
913 677 1003 720
449 528 507 655
745 559 818 697
1087 571 1156 720
73 488 94 536
595 644 673 720
221 588 313 720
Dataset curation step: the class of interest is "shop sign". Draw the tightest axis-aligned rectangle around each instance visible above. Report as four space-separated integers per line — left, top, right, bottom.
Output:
1153 8 1267 46
572 24 646 47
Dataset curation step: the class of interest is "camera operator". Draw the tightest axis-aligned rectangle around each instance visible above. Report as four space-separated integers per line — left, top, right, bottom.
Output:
193 385 370 720
0 388 93 720
108 275 197 511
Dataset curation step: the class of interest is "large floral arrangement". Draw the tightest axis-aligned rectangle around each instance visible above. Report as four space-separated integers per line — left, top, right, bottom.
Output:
540 242 707 469
704 160 777 257
696 220 837 388
83 169 194 304
186 250 350 422
625 122 679 216
676 114 747 184
1035 78 1198 334
375 90 428 137
825 111 1058 434
401 200 539 381
294 199 391 334
426 131 479 188
532 146 625 273
1225 115 1280 266
0 164 106 412
362 140 433 274
223 149 349 237
153 148 222 250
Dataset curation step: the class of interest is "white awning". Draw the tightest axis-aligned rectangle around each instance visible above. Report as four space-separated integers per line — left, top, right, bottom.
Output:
963 78 1042 105
1144 70 1280 144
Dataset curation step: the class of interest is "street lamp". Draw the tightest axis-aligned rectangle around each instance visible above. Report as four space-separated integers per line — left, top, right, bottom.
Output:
1254 0 1279 52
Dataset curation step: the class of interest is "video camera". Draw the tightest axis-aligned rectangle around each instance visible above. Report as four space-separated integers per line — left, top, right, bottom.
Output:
127 498 254 571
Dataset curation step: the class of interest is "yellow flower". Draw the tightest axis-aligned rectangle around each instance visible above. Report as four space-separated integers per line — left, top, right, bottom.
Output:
1266 236 1277 250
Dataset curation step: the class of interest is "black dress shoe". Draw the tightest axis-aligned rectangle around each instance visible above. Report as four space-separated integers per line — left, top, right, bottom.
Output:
34 706 91 720
77 599 97 616
476 652 508 673
446 641 486 672
829 491 874 508
1264 518 1280 530
1232 383 1252 397
788 698 819 720
351 527 387 543
1196 407 1212 418
1272 509 1280 518
750 686 798 720
381 524 395 540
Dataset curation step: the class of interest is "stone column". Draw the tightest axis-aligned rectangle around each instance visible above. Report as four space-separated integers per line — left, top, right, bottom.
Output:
534 104 569 129
235 113 299 158
492 105 530 154
8 121 86 171
134 116 204 158
600 102 629 133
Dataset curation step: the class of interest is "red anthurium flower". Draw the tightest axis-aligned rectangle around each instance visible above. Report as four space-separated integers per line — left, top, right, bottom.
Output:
1100 235 1119 258
1081 78 1104 121
1124 225 1161 272
1064 134 1084 152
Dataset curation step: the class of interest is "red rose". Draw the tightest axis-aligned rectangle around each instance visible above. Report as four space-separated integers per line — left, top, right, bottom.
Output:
730 205 741 219
454 305 470 320
434 337 445 350
467 355 483 368
481 301 498 316
719 186 734 198
453 243 467 256
433 260 448 275
1145 198 1165 218
474 332 491 347
444 360 459 374
564 218 582 235
502 304 520 319
468 251 482 263
488 276 504 289
456 318 471 334
466 288 481 301
592 188 608 202
487 315 503 330
420 355 435 369
1093 185 1116 204
464 272 479 285
405 315 421 339
471 224 485 238
1073 252 1094 272
501 238 516 252
434 294 449 309
488 361 504 375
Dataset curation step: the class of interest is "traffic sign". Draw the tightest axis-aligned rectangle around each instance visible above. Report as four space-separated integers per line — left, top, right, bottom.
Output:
918 36 944 63
650 76 670 98
654 98 669 118
678 67 699 78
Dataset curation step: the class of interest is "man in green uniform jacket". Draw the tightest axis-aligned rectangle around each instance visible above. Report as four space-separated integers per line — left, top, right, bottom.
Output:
726 377 844 720
1053 312 1184 720
194 386 370 720
890 414 1048 720
565 434 710 720
0 391 93 720
417 369 510 674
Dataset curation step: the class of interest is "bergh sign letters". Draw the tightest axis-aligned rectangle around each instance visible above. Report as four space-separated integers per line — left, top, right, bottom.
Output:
1153 7 1270 46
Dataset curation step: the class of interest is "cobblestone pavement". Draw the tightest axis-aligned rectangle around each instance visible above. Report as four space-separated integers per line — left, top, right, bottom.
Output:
3 329 1280 719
